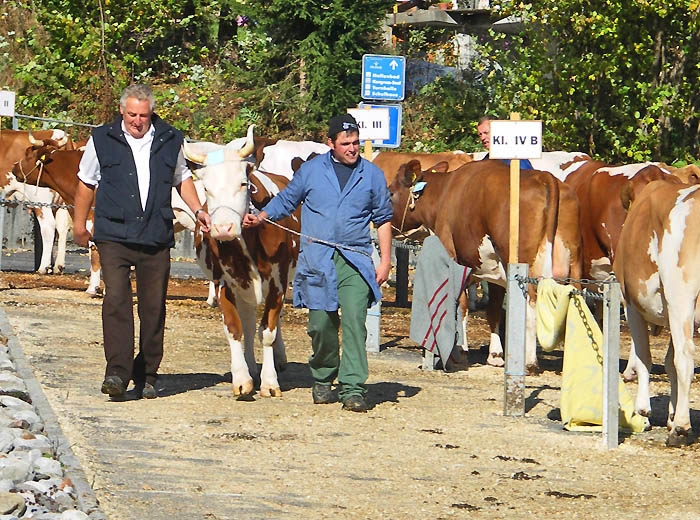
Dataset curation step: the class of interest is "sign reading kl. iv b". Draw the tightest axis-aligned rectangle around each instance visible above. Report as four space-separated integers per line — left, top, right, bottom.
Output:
361 54 406 101
489 120 543 160
0 91 16 117
347 107 391 142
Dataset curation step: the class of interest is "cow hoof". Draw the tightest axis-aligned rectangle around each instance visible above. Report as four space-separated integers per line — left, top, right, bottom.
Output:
206 298 218 308
232 380 255 397
622 371 637 383
260 386 282 398
487 353 505 367
87 287 103 298
666 427 693 447
526 363 542 376
55 265 65 274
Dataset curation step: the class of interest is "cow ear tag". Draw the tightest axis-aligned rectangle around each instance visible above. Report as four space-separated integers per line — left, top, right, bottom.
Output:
412 181 427 195
205 149 226 166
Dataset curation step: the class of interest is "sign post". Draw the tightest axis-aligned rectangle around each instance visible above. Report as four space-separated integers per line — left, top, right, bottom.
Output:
488 113 543 417
0 90 16 133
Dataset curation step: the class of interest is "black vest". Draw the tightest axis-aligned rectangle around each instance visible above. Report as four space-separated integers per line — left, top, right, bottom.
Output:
91 114 181 247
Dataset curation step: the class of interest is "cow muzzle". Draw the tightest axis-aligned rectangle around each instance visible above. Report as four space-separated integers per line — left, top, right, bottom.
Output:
208 206 245 241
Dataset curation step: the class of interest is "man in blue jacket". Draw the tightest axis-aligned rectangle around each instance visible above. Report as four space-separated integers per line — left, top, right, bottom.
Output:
243 114 393 412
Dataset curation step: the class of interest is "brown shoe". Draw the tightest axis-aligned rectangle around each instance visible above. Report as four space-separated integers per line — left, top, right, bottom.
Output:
101 376 126 397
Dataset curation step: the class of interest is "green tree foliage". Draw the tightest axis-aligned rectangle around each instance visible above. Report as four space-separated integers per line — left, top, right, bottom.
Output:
480 0 700 162
237 0 394 134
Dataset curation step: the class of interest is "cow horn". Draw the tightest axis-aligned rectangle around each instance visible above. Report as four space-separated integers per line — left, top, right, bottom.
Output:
182 141 206 165
237 125 255 158
28 133 40 145
56 135 68 147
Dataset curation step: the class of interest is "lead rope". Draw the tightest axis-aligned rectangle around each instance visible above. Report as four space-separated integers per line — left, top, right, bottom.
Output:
391 187 418 239
262 218 373 258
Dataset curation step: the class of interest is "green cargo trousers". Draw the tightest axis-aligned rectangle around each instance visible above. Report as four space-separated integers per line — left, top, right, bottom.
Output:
307 251 372 401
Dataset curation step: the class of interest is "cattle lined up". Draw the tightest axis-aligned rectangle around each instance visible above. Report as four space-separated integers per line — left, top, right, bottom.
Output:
3 124 700 446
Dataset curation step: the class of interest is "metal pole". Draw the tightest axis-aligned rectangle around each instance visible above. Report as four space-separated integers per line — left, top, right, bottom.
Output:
395 247 409 307
365 241 381 353
423 347 435 371
504 263 528 416
0 205 5 272
602 282 620 449
32 212 42 271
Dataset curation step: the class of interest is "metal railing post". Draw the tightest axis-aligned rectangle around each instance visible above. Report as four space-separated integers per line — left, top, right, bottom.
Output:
504 263 528 416
602 282 620 449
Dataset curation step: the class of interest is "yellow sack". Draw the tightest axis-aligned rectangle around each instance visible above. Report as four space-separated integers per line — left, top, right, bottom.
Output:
536 279 648 433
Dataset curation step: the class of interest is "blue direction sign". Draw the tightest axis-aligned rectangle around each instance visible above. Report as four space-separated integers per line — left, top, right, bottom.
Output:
361 54 406 101
358 103 402 148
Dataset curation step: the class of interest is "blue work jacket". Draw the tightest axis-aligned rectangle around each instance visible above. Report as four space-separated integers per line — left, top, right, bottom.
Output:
263 152 393 311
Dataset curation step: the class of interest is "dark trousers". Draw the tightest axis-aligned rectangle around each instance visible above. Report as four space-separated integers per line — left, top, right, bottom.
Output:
96 241 170 386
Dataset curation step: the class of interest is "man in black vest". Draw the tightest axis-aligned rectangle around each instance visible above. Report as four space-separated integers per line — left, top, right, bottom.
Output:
73 84 210 399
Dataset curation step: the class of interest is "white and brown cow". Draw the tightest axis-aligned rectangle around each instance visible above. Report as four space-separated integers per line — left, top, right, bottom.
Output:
11 144 103 295
1 130 74 274
389 159 560 372
613 176 700 446
183 126 300 397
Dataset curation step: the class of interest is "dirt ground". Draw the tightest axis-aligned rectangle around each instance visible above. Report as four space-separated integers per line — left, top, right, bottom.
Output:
2 269 700 520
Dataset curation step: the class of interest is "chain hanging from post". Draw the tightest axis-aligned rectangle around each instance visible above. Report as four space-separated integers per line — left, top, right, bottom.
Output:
512 273 613 364
0 198 75 211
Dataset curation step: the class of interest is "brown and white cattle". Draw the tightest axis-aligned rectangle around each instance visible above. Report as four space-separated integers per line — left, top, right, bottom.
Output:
1 130 75 274
613 176 700 446
373 150 474 186
224 135 329 179
11 144 103 295
562 161 669 282
389 159 560 372
183 126 300 397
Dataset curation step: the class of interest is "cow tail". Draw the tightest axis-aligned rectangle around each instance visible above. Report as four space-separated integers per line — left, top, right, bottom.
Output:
542 172 560 279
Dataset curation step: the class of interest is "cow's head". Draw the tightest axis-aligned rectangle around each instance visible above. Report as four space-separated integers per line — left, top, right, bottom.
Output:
387 159 425 234
13 142 61 183
183 125 256 241
28 131 68 148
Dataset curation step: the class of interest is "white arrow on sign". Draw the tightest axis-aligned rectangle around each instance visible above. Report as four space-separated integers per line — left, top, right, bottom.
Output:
347 108 391 141
390 60 399 70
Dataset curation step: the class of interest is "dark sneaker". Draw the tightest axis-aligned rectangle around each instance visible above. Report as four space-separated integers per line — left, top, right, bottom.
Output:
135 382 158 399
342 394 370 413
312 384 335 404
101 375 126 397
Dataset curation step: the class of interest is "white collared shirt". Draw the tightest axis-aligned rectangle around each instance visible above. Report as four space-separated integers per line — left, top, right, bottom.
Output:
78 121 192 211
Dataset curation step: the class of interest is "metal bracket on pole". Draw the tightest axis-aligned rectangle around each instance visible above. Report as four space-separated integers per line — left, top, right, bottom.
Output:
504 263 528 416
602 282 620 449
